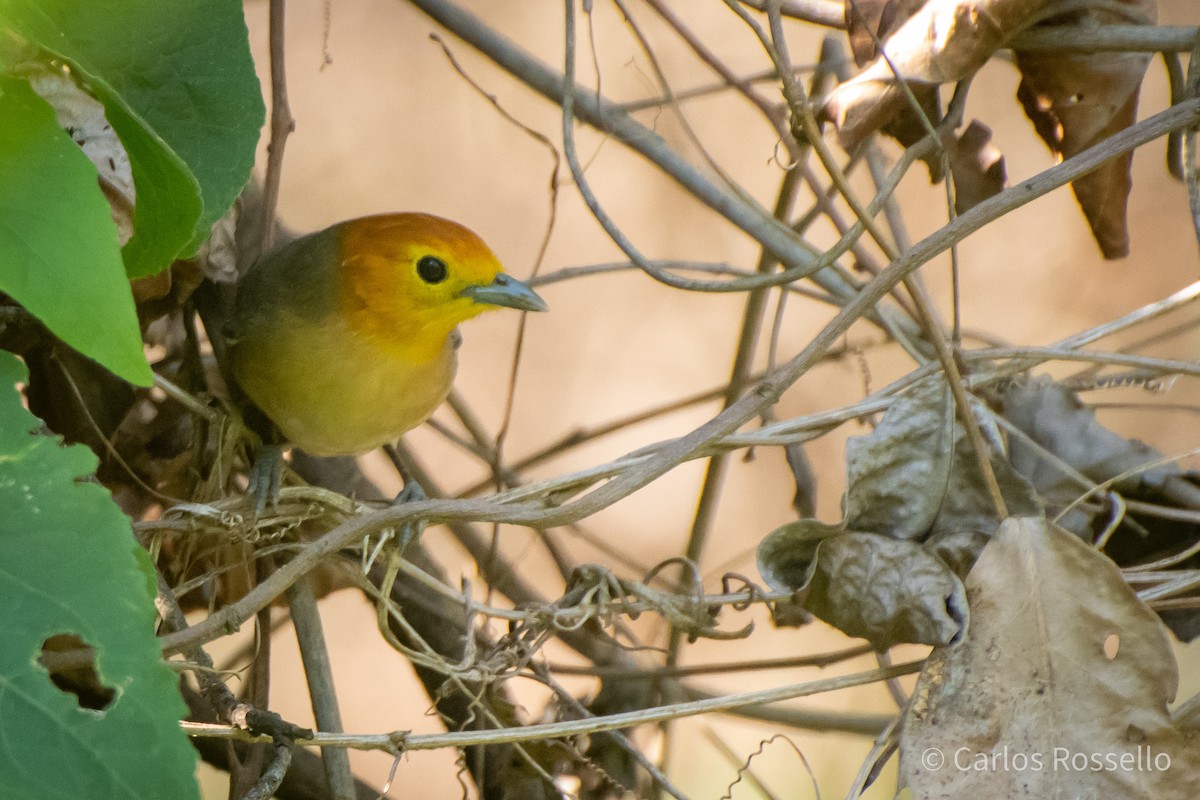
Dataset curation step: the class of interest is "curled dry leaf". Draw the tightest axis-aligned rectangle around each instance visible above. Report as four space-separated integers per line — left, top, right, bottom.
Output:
758 522 968 648
844 0 944 176
827 0 1046 150
843 0 1008 209
1001 377 1200 640
17 62 135 245
844 378 1040 541
828 0 1155 242
845 379 956 540
900 517 1200 798
1013 1 1156 259
947 119 1007 213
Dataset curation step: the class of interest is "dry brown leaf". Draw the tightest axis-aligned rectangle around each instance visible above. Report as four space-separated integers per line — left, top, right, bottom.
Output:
900 517 1200 798
1014 3 1156 258
840 1 1009 201
827 0 1156 256
844 0 945 178
846 0 930 66
948 119 1006 212
826 0 1046 150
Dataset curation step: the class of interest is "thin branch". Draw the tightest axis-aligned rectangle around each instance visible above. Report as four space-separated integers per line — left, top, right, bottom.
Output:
182 660 924 750
259 0 296 260
737 0 846 29
1008 24 1200 53
287 577 355 800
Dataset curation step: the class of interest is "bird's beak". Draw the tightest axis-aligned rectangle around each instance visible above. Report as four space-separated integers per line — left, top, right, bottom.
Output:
460 273 548 312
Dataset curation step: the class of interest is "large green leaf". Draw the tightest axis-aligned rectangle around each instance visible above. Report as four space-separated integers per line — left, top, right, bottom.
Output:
0 76 152 386
2 0 264 274
0 352 199 800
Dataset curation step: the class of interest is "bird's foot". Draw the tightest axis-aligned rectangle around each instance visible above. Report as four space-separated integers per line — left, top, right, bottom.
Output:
247 444 286 516
391 478 428 552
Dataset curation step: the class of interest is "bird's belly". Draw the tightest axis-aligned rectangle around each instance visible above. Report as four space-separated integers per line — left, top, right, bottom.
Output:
232 317 456 456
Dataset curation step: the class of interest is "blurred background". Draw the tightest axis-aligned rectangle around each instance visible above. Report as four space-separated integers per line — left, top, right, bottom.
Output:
199 1 1200 796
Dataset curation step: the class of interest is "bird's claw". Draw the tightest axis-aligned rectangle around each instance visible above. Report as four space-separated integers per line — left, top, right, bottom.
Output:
392 480 427 506
391 478 428 551
248 444 286 516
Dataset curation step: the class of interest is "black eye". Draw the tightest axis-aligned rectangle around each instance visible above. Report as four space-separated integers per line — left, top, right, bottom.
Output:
416 255 448 284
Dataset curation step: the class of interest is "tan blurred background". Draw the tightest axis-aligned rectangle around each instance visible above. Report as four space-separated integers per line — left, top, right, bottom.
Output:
202 1 1200 797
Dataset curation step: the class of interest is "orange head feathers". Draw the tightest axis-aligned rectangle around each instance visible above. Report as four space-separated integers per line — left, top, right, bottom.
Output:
336 213 545 362
227 212 546 457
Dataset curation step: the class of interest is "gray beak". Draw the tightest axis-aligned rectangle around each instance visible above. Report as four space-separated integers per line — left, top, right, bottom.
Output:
461 273 548 312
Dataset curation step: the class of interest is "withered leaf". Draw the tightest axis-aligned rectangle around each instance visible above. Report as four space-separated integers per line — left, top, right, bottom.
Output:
17 62 135 245
844 0 944 178
826 0 1046 151
757 518 842 595
758 523 968 648
948 119 1006 213
845 379 1040 541
1002 377 1176 533
1014 1 1155 258
845 380 956 539
827 0 1154 255
900 517 1200 798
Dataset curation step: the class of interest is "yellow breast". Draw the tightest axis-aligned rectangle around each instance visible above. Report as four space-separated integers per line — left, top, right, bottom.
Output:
231 309 457 456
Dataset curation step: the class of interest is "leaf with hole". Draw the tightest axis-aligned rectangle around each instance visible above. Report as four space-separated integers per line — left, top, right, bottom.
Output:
0 352 199 800
900 517 1200 797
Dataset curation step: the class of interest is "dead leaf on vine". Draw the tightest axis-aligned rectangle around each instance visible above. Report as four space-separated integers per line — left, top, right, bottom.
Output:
757 522 968 648
840 1 1008 208
1013 2 1156 258
844 0 942 173
948 120 1006 212
1001 377 1176 533
826 0 1041 150
844 379 1040 541
900 517 1200 798
827 0 1155 250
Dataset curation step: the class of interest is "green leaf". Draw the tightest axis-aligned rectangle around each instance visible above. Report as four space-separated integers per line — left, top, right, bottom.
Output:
2 0 264 273
0 352 199 800
0 76 152 386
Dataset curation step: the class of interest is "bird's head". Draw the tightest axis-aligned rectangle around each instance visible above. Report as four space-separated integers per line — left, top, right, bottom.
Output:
336 213 546 361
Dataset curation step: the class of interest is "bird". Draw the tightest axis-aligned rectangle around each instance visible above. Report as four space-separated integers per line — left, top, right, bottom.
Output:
225 212 547 508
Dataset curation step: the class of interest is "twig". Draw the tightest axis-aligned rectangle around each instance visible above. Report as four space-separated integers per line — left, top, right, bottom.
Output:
259 0 296 260
644 0 789 142
406 0 877 299
1008 24 1200 53
1183 32 1200 249
547 643 873 677
683 165 806 598
241 740 293 800
287 576 355 800
737 0 846 29
182 659 924 750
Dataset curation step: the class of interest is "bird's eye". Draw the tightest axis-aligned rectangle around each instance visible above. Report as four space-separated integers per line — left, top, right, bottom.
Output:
416 255 448 284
